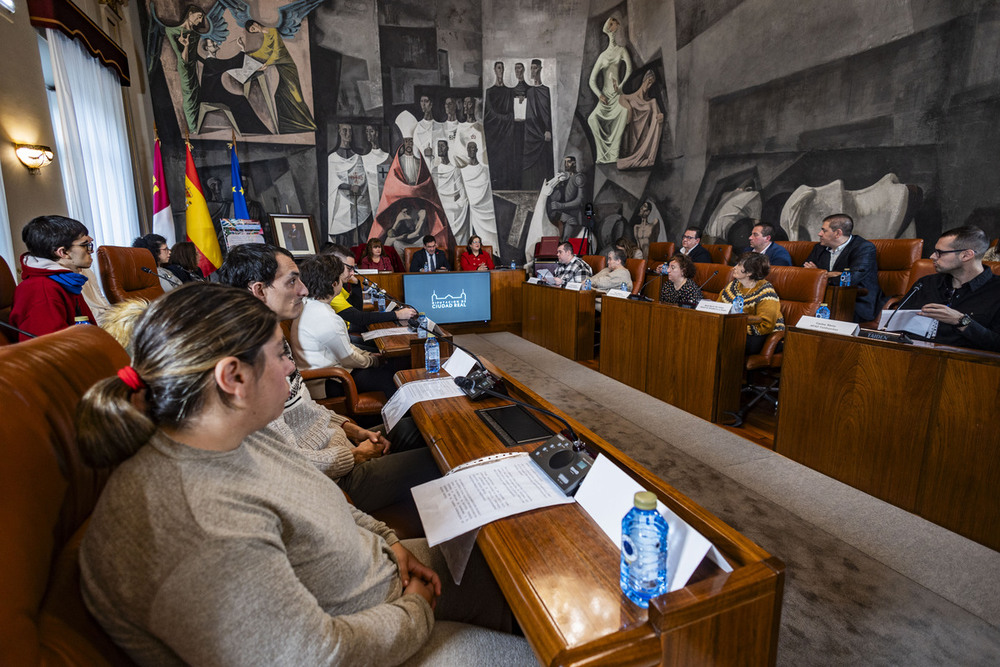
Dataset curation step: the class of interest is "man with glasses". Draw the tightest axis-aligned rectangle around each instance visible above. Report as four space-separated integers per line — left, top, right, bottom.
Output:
904 225 1000 351
10 215 97 339
678 226 712 263
803 213 882 322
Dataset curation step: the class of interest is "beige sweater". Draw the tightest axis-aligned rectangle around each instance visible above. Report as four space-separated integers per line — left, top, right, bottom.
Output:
79 428 434 666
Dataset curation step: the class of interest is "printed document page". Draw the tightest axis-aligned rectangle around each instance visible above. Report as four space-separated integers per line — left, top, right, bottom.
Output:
381 377 464 430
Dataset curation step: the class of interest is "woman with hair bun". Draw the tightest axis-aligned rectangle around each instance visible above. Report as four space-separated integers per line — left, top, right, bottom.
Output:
77 282 528 666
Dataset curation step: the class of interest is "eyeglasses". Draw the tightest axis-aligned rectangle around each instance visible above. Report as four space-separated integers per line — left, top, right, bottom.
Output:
72 241 95 252
930 248 969 257
682 235 697 240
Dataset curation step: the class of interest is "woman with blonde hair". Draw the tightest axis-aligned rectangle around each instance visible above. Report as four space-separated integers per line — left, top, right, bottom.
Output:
77 282 529 665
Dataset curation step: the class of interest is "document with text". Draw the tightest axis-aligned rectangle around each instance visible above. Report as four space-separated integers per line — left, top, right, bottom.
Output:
411 453 575 546
361 326 411 341
381 377 464 430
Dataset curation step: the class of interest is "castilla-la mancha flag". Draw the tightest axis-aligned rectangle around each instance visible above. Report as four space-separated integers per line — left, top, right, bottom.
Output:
152 137 176 246
184 142 222 276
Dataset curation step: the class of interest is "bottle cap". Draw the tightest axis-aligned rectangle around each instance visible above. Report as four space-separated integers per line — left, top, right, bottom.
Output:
820 302 828 307
633 491 657 510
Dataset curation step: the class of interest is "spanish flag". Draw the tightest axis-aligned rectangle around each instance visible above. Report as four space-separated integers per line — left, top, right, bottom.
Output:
184 142 222 275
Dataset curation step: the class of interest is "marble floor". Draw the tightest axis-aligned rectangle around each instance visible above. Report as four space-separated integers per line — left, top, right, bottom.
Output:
456 332 1000 666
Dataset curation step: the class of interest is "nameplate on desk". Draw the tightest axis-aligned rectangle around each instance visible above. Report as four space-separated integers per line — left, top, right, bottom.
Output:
696 300 732 314
605 288 630 299
527 277 541 284
565 282 583 291
356 268 378 275
796 316 859 336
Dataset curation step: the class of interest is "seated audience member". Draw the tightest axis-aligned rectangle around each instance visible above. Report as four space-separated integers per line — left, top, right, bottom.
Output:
718 252 785 354
803 213 882 322
132 233 182 292
164 241 205 282
591 248 633 290
460 235 495 271
902 226 1000 352
678 226 713 263
746 222 792 266
77 283 529 666
552 240 593 286
615 236 643 260
293 254 401 399
10 215 97 339
659 253 704 305
216 244 437 511
359 238 395 271
326 244 416 335
409 234 450 272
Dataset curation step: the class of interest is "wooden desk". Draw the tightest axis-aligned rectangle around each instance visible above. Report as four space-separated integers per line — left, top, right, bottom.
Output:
365 270 525 334
397 364 783 667
521 282 596 361
824 285 859 322
775 329 1000 551
368 321 453 368
600 298 747 423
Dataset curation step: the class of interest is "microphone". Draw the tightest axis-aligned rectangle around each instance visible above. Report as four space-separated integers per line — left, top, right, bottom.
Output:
408 315 506 400
697 270 719 291
879 283 923 332
629 271 660 302
142 266 182 287
0 319 37 339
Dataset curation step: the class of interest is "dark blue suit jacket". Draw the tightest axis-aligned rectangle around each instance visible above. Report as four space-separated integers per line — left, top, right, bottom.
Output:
742 243 792 266
409 248 450 272
804 235 882 322
685 244 713 264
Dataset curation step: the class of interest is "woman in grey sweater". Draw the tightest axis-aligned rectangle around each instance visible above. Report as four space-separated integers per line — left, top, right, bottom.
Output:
77 283 531 666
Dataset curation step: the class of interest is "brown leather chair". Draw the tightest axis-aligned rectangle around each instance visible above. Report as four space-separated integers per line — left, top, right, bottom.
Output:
693 262 734 301
454 245 494 270
96 246 164 304
727 266 827 427
647 242 675 262
403 245 450 273
875 258 937 314
0 325 134 666
279 320 387 422
703 244 733 265
776 241 815 267
985 261 1000 276
581 254 606 275
624 258 647 295
0 254 16 344
871 238 922 300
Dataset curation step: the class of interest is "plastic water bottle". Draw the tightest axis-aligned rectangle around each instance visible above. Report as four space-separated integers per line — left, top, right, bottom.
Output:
732 294 744 313
620 281 628 291
840 268 852 287
620 491 668 608
417 313 428 339
377 293 386 312
422 262 429 273
583 278 592 291
510 260 516 270
816 303 831 319
424 335 440 374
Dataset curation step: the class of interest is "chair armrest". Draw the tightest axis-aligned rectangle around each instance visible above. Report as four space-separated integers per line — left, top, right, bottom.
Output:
300 365 360 408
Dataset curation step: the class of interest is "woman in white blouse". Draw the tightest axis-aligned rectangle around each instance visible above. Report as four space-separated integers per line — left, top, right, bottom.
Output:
291 254 400 400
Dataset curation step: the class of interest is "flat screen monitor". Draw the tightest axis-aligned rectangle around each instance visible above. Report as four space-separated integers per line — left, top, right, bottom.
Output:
402 271 492 324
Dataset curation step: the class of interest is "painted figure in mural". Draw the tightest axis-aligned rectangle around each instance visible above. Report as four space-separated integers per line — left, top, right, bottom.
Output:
523 59 554 190
442 98 460 150
634 200 661 258
362 124 389 220
616 70 663 170
369 117 450 252
413 95 439 164
244 19 317 134
432 140 471 245
328 124 373 245
587 16 632 164
706 180 761 242
455 96 488 167
546 156 588 242
164 5 205 133
484 61 516 190
460 142 501 252
511 62 528 181
198 39 269 135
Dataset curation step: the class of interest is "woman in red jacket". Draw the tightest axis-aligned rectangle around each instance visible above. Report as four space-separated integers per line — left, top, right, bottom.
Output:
459 235 494 271
358 238 395 271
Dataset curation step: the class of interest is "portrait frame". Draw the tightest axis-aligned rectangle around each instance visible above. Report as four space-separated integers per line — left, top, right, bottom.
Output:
269 214 319 257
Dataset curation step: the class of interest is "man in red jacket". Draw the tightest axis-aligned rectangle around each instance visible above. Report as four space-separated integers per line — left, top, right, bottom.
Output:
10 215 96 340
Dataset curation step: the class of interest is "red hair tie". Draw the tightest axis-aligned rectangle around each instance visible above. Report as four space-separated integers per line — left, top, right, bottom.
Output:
117 366 146 392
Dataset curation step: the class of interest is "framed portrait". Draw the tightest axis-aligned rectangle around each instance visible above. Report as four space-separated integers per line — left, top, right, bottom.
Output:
269 214 319 257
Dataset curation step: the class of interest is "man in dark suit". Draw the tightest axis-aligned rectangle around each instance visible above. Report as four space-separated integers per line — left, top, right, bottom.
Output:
679 226 713 263
803 213 882 322
746 222 792 266
409 234 450 272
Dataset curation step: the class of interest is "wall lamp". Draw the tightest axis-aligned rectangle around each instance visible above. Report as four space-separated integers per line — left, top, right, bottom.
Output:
14 143 55 174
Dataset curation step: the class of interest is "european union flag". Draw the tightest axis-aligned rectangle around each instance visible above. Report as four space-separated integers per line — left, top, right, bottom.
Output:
230 143 250 220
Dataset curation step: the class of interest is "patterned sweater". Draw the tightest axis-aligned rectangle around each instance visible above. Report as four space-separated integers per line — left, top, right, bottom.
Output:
718 279 785 335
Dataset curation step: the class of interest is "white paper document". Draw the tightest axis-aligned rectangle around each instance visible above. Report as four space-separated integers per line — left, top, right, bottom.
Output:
361 326 411 341
227 55 264 84
411 453 575 546
381 377 464 430
605 288 630 299
696 300 732 314
878 309 938 338
442 347 477 377
575 455 732 592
